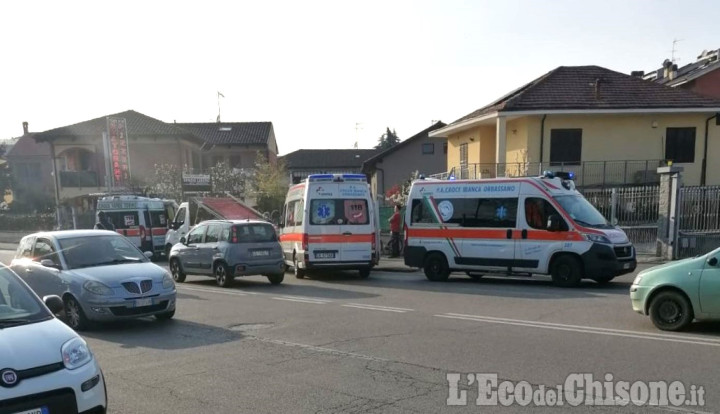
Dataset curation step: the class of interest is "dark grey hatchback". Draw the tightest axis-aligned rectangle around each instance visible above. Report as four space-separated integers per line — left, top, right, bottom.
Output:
168 220 285 287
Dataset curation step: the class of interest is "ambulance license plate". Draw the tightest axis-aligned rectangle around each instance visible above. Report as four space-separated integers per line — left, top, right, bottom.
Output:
315 251 336 259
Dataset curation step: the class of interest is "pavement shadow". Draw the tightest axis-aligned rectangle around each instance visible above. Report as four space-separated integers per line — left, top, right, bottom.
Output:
182 275 379 300
311 271 634 300
681 320 720 337
81 318 242 350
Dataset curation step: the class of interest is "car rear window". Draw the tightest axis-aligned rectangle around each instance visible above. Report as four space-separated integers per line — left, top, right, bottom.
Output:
310 199 369 225
231 224 277 243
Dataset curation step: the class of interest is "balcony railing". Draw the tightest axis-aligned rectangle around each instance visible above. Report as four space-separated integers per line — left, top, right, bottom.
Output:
429 160 664 188
60 171 99 188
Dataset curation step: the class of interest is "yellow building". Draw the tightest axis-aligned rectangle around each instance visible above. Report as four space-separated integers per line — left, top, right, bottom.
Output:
431 66 720 186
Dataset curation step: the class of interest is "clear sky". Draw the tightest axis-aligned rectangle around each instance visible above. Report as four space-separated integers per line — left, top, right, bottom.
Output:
1 0 718 155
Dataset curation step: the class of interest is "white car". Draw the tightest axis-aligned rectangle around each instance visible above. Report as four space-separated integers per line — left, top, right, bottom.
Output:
0 265 107 413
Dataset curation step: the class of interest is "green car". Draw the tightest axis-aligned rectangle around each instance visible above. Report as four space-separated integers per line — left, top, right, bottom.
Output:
631 247 720 331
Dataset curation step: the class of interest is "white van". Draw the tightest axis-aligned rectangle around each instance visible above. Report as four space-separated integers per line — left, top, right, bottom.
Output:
279 174 380 278
404 172 636 286
96 195 176 258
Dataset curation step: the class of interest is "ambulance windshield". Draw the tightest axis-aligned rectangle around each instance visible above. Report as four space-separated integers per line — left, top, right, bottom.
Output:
554 195 611 229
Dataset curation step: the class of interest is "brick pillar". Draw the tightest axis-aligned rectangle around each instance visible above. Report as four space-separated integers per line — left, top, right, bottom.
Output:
656 166 683 260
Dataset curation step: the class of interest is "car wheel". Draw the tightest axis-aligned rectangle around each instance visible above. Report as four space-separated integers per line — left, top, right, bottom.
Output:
466 272 483 281
550 255 582 287
267 273 284 285
64 296 90 331
215 263 234 287
649 290 693 331
294 257 306 279
424 253 449 282
169 258 186 283
155 309 175 320
358 267 371 279
593 275 615 285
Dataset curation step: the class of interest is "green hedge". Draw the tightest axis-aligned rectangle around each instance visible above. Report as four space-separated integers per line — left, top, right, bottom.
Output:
0 213 56 231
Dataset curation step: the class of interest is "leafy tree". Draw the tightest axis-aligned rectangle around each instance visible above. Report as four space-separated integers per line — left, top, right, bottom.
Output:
146 163 183 201
384 170 419 207
249 152 287 216
374 127 400 150
210 162 250 198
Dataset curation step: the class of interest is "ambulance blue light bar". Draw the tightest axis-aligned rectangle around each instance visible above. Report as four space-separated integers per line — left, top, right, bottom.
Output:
542 171 575 180
307 174 367 183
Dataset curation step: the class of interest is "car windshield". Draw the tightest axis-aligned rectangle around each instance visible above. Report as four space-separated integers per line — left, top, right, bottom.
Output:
554 195 612 229
0 266 50 327
58 235 149 270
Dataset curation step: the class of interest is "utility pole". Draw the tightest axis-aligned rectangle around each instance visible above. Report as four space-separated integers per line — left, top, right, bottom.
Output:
217 91 225 122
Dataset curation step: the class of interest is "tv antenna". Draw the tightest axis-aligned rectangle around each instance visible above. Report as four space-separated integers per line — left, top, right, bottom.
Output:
354 122 363 149
671 38 684 64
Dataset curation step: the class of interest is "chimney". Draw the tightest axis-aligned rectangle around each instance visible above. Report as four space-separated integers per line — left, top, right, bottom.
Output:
669 64 678 80
594 78 602 100
22 122 28 135
662 59 672 78
630 70 645 78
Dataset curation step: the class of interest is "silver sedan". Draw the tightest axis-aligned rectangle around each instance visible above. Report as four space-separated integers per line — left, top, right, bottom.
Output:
10 230 177 330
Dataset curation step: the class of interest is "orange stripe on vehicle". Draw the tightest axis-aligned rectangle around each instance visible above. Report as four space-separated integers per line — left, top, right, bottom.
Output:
123 229 141 236
408 228 584 242
280 233 304 242
151 228 167 235
308 234 373 243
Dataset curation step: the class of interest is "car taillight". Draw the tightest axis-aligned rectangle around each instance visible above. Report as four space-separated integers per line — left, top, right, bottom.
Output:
140 226 147 241
302 233 308 251
231 226 238 243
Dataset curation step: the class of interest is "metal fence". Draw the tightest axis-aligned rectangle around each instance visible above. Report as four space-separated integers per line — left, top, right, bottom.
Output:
432 160 663 188
581 185 660 255
676 185 720 258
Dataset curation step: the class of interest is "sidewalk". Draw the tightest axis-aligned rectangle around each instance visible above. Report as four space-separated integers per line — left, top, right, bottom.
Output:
375 256 420 273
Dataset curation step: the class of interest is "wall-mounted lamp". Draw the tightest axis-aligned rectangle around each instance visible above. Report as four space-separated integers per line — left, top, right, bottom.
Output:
512 129 517 135
651 121 658 128
469 137 475 142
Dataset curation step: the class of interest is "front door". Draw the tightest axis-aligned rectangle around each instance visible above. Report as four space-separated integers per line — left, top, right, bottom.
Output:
180 225 207 273
514 196 569 273
196 224 223 273
25 238 66 298
699 251 720 315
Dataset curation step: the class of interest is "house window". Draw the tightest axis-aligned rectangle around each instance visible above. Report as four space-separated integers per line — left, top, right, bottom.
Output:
665 127 696 163
443 143 448 155
459 143 468 166
422 143 435 155
550 129 582 165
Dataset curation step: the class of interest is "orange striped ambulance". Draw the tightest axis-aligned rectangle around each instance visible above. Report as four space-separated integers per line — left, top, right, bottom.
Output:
404 172 636 287
279 174 380 279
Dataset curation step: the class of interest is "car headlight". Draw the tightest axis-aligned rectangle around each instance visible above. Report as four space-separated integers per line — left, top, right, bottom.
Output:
633 274 644 285
583 233 611 244
83 280 113 296
162 273 175 289
61 337 92 370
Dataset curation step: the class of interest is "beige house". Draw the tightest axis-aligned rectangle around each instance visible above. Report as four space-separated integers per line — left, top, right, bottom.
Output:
430 66 720 187
34 110 278 206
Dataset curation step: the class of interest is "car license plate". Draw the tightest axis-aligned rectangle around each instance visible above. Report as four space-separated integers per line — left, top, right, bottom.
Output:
623 263 632 269
315 252 336 259
135 298 152 307
252 250 270 257
13 408 48 414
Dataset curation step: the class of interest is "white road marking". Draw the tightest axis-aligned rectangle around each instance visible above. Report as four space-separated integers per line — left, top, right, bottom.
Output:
179 286 247 296
342 303 414 313
436 313 720 347
273 297 330 304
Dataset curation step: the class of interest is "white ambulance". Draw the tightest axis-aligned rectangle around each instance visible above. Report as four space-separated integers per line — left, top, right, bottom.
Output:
279 174 380 278
96 195 177 258
404 172 636 286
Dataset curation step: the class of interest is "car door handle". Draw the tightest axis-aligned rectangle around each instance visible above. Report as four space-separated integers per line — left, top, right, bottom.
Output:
194 247 200 250
343 232 352 236
25 268 33 273
213 247 219 251
522 229 528 239
506 229 512 239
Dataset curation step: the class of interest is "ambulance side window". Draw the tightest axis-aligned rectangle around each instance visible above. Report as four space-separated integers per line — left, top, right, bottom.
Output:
525 198 567 231
410 199 436 224
458 198 518 228
294 200 304 226
285 200 298 227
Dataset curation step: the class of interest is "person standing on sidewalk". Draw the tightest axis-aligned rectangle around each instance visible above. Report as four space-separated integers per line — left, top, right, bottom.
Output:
389 204 402 257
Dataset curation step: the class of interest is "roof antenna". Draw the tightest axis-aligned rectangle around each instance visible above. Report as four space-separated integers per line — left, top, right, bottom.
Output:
671 38 684 64
354 122 363 149
217 91 225 123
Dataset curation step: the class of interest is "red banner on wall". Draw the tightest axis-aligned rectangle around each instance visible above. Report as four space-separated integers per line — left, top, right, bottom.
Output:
107 117 131 188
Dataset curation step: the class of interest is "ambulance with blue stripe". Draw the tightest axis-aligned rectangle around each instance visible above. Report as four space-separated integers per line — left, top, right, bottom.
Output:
279 174 380 279
403 172 637 286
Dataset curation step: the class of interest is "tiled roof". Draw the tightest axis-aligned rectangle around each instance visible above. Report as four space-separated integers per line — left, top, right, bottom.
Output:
281 149 380 169
35 110 190 141
453 66 720 125
646 49 720 87
199 197 263 220
363 121 446 167
175 122 272 145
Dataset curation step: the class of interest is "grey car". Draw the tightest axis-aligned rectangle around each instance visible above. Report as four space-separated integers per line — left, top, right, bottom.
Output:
10 230 177 330
168 220 285 287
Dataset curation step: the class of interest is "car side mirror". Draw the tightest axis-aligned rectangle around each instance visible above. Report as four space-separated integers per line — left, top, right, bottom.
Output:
547 214 561 232
143 251 154 259
40 259 60 270
708 257 718 267
180 236 186 244
43 295 64 314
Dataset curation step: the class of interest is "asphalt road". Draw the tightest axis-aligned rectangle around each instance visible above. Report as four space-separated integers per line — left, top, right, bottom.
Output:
1 249 718 413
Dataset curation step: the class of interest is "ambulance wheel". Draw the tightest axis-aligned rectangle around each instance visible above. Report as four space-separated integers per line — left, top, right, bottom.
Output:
550 255 582 287
424 253 450 282
294 257 306 279
358 267 371 279
593 275 615 285
466 272 483 281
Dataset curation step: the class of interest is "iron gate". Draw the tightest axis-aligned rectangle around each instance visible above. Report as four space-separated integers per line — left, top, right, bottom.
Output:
676 185 720 259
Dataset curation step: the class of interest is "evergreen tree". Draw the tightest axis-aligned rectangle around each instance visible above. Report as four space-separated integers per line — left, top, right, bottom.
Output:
374 127 400 150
